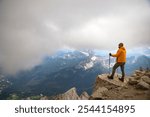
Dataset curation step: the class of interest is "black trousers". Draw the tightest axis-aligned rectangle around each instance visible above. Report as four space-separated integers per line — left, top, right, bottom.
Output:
111 62 125 78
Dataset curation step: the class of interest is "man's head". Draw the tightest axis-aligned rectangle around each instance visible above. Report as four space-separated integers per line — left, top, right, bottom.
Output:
118 43 124 48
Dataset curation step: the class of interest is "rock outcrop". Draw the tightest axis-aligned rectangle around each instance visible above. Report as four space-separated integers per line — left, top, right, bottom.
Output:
91 69 150 100
80 91 90 100
54 87 90 100
91 74 129 99
55 87 80 100
94 74 128 90
128 70 150 90
128 77 140 85
53 69 150 100
141 76 150 85
136 81 150 90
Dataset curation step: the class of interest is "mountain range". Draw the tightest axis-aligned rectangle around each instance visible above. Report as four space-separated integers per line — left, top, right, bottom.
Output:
0 49 150 99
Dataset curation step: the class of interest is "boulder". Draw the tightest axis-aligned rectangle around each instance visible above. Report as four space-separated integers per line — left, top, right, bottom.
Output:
145 72 150 78
131 73 137 77
141 76 150 85
136 81 150 90
134 70 145 76
134 76 141 80
128 77 139 85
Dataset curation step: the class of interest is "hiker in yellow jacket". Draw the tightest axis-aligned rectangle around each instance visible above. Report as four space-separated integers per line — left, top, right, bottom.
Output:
108 43 126 82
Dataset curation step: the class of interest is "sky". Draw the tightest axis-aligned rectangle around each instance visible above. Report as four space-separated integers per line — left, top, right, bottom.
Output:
0 0 150 74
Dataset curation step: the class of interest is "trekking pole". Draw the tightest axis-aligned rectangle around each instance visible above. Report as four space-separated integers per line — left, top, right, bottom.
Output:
109 54 110 75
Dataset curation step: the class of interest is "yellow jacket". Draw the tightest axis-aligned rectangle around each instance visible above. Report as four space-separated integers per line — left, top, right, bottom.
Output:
112 47 126 62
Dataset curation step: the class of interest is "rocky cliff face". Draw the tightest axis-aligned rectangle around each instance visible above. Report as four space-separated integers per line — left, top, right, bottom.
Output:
91 70 150 100
54 69 150 100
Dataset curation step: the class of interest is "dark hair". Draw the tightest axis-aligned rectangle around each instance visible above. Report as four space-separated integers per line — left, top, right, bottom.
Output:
119 43 123 47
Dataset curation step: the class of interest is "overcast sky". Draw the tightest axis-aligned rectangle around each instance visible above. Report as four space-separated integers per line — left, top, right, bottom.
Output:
0 0 150 74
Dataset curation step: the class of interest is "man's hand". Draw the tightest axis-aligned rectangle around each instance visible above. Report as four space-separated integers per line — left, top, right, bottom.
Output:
109 53 112 56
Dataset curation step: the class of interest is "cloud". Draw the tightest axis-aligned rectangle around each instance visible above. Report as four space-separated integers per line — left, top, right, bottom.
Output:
0 0 150 74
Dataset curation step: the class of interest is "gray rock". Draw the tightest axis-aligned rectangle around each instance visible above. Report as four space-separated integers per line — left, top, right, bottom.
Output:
131 74 137 77
134 76 141 80
134 70 145 76
128 77 139 85
145 72 150 78
141 76 150 85
136 81 150 90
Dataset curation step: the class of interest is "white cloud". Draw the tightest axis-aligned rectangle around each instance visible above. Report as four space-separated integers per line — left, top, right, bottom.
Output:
0 0 150 74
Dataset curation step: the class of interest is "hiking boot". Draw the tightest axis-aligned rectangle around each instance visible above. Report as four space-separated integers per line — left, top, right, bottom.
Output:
119 77 124 82
107 75 113 80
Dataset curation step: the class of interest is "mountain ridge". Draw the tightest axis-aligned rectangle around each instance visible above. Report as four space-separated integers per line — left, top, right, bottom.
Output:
0 49 150 99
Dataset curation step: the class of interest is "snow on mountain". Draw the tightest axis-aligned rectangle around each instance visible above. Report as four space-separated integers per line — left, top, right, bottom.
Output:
91 56 97 61
84 61 94 70
79 51 89 56
82 55 111 70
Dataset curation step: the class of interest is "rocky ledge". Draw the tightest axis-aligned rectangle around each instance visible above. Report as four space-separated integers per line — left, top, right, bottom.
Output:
53 69 150 100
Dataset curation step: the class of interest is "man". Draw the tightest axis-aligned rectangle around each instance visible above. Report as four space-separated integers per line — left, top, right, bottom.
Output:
108 43 126 82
